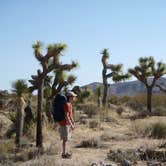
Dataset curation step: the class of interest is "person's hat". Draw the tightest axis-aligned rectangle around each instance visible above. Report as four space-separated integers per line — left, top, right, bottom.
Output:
66 91 77 97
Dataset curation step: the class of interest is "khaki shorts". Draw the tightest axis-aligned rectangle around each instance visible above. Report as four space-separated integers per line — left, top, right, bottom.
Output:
59 125 71 141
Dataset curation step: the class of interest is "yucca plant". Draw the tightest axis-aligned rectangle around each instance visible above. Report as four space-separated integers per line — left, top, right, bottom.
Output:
12 79 28 147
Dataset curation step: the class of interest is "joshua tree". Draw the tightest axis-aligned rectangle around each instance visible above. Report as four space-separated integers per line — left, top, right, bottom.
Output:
129 56 166 113
12 79 28 147
29 41 77 147
101 49 130 107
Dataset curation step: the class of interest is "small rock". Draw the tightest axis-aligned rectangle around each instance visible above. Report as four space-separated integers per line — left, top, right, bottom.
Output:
121 159 131 166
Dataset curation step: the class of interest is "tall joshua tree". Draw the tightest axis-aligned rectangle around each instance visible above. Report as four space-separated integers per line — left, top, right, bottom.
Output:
12 79 28 147
29 41 77 147
129 56 166 113
101 49 130 107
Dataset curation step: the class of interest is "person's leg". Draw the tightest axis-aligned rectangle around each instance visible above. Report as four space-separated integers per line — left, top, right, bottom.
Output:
62 139 67 155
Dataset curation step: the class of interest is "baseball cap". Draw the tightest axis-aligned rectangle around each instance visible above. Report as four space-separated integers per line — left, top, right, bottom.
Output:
66 91 77 97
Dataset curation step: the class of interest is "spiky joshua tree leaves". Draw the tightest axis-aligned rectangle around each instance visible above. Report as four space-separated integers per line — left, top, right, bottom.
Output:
29 41 77 147
12 79 28 147
51 70 77 97
128 56 166 113
101 49 130 107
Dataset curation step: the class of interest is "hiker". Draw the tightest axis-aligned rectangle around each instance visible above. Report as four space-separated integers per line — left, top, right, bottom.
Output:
59 91 77 159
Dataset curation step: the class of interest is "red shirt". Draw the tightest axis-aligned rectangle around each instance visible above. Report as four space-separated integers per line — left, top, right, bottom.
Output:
59 102 73 126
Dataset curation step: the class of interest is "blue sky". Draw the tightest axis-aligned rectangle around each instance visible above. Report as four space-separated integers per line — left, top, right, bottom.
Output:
0 0 166 91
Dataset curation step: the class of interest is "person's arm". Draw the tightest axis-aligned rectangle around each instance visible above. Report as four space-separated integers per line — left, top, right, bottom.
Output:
70 117 75 127
64 103 75 129
65 112 75 129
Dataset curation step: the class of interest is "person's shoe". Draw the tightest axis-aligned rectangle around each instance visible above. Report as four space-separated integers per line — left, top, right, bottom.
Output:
66 152 72 158
61 152 72 159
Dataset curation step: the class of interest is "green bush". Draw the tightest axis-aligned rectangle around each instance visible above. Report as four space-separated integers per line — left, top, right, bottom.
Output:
150 122 166 139
116 107 124 115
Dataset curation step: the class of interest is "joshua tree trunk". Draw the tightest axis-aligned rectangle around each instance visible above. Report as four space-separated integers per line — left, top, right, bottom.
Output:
36 81 43 147
102 69 108 107
16 97 25 147
147 87 152 113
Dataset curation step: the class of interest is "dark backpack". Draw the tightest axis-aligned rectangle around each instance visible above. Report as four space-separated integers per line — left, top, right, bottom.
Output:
52 93 67 122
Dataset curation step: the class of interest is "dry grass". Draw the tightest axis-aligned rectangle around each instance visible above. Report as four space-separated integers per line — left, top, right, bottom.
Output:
1 101 166 166
0 140 15 154
131 116 166 138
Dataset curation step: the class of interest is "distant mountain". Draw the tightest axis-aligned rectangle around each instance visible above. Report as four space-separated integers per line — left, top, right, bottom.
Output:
83 77 166 96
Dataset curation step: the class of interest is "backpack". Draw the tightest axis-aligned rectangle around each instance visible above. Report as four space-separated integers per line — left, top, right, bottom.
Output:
52 93 67 122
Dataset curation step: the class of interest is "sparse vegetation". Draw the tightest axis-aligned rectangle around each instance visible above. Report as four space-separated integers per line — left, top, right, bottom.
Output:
150 122 166 139
0 41 166 166
89 120 99 129
76 137 102 148
79 103 99 118
0 141 15 154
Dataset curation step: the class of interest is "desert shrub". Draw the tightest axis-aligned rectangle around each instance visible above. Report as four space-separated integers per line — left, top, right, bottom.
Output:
116 106 124 115
89 120 99 129
108 95 130 105
159 142 166 148
132 120 166 138
126 95 146 111
108 95 120 105
76 137 102 148
8 112 17 124
130 109 150 120
23 123 36 141
150 122 166 139
151 94 166 108
125 94 166 113
0 141 15 154
78 103 99 118
79 118 89 125
131 120 152 137
152 106 166 116
100 132 112 141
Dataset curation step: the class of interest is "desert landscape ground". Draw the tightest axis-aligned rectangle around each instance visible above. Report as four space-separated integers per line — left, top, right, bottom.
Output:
1 100 166 166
